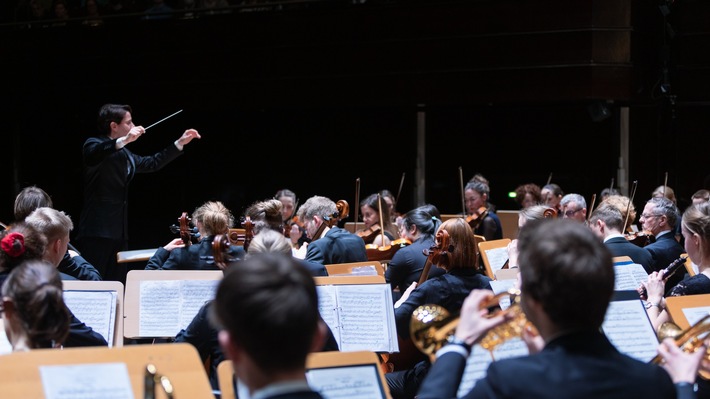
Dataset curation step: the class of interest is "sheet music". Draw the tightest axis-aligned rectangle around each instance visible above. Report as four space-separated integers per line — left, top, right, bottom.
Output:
0 320 11 354
63 290 117 348
489 279 517 296
40 363 134 399
484 247 509 274
307 364 386 399
139 280 219 337
316 284 398 352
682 307 710 327
614 263 648 291
602 292 658 362
457 338 528 397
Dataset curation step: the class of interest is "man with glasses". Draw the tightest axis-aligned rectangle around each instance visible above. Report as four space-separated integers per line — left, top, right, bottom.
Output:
560 193 588 223
640 197 685 293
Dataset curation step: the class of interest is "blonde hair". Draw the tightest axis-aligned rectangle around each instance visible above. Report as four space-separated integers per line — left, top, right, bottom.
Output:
192 201 234 236
247 229 292 257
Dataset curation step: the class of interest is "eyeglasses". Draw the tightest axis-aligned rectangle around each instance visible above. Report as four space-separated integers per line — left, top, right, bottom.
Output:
564 209 581 217
640 213 662 219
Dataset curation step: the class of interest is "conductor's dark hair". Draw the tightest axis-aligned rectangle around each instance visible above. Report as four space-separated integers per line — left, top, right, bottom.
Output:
210 253 319 373
97 104 132 135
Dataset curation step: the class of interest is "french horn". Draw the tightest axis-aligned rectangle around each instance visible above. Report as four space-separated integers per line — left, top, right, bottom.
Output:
651 313 710 380
410 288 529 362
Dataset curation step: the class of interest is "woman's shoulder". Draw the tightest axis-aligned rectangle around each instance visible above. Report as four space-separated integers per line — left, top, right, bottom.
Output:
669 273 710 296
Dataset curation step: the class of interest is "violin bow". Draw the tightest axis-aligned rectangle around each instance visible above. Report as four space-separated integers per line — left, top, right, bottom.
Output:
624 180 638 232
609 177 615 193
354 178 361 233
587 193 596 223
546 172 553 186
395 172 406 205
663 171 668 198
377 194 387 245
459 167 466 216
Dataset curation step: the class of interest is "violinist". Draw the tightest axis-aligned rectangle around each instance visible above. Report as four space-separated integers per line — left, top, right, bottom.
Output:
385 205 445 302
387 218 493 399
513 183 542 209
274 188 309 249
541 183 564 216
588 201 654 273
145 201 245 271
380 189 403 223
464 180 502 241
357 193 398 246
640 197 685 293
295 195 367 265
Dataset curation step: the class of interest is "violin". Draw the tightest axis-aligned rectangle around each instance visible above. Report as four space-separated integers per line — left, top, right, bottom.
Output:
626 229 655 247
366 237 412 262
357 225 382 244
466 206 489 230
284 216 304 239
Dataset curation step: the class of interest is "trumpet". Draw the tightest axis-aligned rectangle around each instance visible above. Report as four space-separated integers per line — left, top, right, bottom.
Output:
410 288 528 362
651 313 710 380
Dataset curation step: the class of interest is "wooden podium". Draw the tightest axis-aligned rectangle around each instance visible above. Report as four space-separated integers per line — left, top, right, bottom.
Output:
0 343 213 399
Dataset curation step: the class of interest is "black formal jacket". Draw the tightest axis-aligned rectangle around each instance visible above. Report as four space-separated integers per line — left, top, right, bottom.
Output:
145 236 246 271
604 236 655 273
58 252 102 281
304 226 368 265
385 236 445 294
78 135 182 241
418 330 677 399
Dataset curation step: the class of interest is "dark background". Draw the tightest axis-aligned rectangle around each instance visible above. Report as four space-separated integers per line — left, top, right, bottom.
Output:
1 0 709 250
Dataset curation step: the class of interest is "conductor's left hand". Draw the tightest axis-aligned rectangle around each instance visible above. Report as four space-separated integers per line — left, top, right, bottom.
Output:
177 129 201 147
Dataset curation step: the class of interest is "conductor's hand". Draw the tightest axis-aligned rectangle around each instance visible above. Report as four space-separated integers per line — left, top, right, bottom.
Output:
124 126 146 145
177 129 201 147
455 289 509 347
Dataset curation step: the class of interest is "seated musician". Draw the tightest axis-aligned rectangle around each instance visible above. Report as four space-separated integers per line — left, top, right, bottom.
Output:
385 205 445 302
0 223 107 347
211 252 331 399
357 193 399 246
13 185 101 281
145 201 245 271
588 201 654 273
464 180 502 241
417 219 703 399
640 197 685 293
274 188 310 250
1 260 71 351
295 195 367 265
174 230 336 391
388 218 492 399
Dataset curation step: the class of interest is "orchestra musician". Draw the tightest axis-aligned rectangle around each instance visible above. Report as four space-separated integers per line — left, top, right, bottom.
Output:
295 195 367 265
541 183 564 216
588 201 654 273
417 219 702 399
513 183 542 209
640 197 685 293
144 201 244 271
357 193 398 246
463 179 502 241
13 185 101 281
174 230 337 392
274 188 309 249
1 260 71 351
559 193 588 223
213 253 330 399
0 222 107 347
380 189 403 223
385 205 445 302
387 217 492 399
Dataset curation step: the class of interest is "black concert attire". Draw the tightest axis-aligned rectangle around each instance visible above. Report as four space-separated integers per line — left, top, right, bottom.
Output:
604 235 655 273
417 330 679 399
0 271 108 347
474 212 503 241
77 135 183 284
58 252 102 281
385 236 445 302
304 226 368 265
387 268 492 399
144 235 245 271
644 230 686 294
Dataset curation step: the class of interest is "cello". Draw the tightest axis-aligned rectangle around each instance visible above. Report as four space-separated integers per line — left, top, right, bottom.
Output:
168 212 198 246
